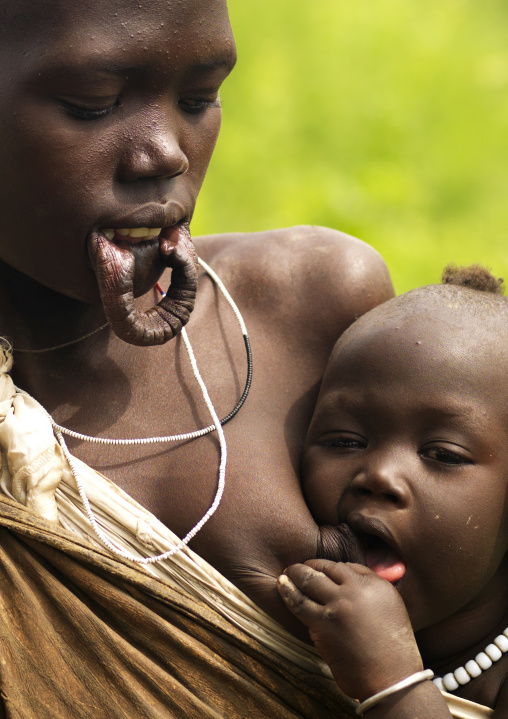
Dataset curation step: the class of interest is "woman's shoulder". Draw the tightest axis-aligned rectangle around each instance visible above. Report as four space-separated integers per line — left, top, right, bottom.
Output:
196 224 384 264
194 226 394 341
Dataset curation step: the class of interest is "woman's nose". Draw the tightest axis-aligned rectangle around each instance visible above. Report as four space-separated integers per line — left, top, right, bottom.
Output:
350 454 411 507
118 111 189 183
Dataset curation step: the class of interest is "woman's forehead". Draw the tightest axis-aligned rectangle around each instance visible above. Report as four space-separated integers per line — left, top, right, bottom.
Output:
0 0 235 87
1 0 231 44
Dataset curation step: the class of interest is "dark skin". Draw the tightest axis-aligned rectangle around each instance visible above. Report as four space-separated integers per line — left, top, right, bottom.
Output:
278 290 508 713
0 0 394 632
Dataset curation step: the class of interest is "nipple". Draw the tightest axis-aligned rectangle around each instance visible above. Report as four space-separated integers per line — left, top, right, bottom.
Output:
317 524 366 564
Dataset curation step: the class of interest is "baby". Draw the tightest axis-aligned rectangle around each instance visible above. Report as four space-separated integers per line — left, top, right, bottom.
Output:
278 266 508 717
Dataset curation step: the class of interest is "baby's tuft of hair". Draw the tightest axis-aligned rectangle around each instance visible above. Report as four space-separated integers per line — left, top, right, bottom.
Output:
442 264 505 295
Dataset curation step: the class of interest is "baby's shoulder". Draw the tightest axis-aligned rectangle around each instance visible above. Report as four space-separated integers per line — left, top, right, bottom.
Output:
194 226 394 341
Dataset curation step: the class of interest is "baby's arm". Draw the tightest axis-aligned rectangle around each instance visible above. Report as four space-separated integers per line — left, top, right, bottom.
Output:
277 559 452 718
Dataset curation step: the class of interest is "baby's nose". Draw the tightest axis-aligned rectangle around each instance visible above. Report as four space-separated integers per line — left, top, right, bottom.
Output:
350 455 411 507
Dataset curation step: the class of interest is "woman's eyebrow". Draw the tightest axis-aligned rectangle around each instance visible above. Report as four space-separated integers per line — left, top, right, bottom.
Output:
33 61 141 82
37 55 236 82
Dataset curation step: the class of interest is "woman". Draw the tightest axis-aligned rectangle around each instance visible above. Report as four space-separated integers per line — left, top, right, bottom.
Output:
0 0 393 715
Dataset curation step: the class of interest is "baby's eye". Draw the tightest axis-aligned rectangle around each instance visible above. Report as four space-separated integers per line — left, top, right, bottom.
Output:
178 97 220 115
60 98 120 121
421 445 472 465
319 435 366 452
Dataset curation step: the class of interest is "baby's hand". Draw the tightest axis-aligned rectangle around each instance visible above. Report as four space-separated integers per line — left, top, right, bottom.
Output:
277 559 423 701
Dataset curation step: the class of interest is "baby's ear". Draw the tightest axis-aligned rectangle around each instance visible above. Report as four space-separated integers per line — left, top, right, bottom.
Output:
442 264 505 295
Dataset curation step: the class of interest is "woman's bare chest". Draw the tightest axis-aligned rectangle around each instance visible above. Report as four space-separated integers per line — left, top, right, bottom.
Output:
44 304 323 575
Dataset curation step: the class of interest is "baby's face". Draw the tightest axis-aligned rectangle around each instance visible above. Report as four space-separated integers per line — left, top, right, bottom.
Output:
0 0 235 301
303 308 508 632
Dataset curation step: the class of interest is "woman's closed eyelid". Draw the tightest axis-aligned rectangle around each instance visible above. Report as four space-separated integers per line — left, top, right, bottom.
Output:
60 97 121 121
59 89 221 121
178 96 221 114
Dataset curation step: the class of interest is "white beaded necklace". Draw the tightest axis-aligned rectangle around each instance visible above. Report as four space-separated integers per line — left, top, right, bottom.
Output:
433 629 508 692
27 257 252 565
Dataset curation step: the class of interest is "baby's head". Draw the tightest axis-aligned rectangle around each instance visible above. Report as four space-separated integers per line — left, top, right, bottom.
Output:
304 266 508 632
0 0 235 343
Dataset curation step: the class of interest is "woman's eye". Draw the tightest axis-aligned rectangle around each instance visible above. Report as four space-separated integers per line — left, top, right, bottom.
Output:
422 446 472 465
61 99 120 121
178 97 220 115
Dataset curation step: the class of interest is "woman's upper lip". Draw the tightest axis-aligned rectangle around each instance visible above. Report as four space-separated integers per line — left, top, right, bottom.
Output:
347 512 402 556
99 203 188 230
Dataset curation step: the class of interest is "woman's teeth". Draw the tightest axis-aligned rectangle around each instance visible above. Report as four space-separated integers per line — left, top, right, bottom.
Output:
103 228 162 241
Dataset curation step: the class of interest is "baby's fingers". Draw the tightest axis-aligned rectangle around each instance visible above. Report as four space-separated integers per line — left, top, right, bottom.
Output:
278 562 345 609
305 558 373 581
277 572 323 625
286 562 345 601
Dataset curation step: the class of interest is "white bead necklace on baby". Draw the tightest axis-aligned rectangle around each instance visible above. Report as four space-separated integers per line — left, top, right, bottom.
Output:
432 629 508 693
19 257 252 565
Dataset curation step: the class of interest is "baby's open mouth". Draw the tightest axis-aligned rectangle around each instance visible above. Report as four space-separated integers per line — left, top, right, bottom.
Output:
364 535 406 584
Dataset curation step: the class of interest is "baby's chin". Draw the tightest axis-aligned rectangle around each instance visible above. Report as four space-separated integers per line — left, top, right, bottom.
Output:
317 524 366 564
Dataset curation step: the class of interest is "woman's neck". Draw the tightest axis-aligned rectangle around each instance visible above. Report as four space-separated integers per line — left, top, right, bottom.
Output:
0 259 106 352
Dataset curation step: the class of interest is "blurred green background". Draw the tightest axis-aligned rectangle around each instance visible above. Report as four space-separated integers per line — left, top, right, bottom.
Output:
192 0 508 293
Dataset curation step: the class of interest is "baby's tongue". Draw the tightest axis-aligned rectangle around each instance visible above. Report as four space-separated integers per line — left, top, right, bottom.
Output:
365 540 406 583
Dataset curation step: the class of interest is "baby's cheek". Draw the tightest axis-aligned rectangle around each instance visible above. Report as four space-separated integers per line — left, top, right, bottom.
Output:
301 449 343 525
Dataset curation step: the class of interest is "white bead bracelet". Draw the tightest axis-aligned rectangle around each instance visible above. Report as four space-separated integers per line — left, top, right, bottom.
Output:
355 669 435 715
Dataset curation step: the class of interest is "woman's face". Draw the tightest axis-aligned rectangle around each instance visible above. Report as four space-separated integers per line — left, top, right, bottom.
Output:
0 0 236 302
